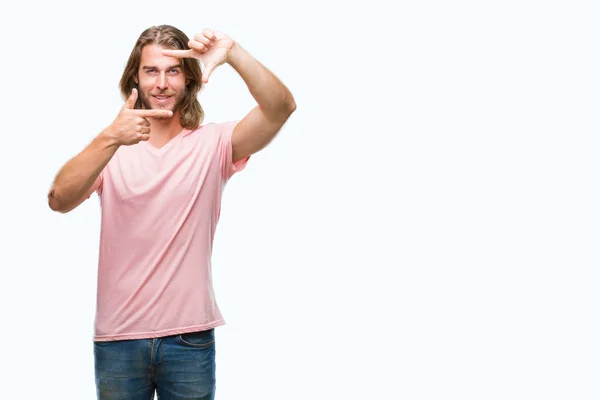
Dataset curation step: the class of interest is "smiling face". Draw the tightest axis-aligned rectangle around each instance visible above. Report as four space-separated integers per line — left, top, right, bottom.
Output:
134 44 187 114
120 25 205 129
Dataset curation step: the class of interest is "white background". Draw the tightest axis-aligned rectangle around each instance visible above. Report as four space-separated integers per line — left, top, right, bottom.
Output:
1 0 599 399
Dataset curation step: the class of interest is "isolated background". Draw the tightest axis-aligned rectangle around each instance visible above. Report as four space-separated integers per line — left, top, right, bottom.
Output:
1 0 599 399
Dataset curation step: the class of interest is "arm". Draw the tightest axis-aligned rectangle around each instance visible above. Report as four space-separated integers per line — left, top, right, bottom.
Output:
227 44 296 163
48 89 173 213
48 132 118 213
163 30 296 163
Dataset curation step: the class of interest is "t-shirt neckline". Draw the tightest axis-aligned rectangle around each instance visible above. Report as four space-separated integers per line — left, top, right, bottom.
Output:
141 128 189 154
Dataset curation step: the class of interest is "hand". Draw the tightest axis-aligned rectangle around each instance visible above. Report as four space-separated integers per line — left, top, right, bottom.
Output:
106 89 173 146
162 29 235 83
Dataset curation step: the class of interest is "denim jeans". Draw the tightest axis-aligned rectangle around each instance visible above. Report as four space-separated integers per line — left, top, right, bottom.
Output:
94 328 216 399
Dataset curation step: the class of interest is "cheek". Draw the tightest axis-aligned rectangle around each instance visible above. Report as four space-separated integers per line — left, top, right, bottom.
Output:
168 76 187 90
137 78 153 91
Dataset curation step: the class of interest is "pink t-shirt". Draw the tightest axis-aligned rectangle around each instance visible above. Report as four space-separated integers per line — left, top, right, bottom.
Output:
93 121 248 342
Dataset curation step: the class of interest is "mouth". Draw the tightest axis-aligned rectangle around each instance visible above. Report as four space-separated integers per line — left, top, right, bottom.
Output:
152 94 173 102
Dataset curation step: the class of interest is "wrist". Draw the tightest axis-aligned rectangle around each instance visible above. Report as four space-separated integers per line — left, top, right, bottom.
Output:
227 42 245 67
99 126 121 148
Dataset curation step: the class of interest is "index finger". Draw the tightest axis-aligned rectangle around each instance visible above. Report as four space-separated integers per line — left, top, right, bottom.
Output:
133 109 173 118
161 49 195 58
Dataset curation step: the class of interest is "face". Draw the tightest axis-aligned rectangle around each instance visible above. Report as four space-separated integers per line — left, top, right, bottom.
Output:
135 44 187 114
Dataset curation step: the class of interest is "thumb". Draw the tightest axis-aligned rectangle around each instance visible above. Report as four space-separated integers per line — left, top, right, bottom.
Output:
202 65 215 84
124 88 138 109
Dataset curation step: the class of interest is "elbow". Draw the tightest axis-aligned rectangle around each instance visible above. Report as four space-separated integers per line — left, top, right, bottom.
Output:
47 188 71 214
48 199 68 214
266 98 296 124
279 96 296 120
48 201 64 213
288 100 297 116
277 88 296 115
287 94 297 114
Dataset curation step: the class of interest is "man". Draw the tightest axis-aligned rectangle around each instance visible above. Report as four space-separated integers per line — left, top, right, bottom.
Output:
48 25 295 399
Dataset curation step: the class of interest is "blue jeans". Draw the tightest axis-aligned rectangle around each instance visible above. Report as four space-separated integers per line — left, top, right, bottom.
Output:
94 329 216 399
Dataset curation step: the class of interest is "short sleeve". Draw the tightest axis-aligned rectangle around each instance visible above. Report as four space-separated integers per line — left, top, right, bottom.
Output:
219 120 250 180
81 171 103 201
96 170 104 195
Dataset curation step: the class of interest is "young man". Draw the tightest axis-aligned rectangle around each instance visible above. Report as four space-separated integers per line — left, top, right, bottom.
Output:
48 25 295 399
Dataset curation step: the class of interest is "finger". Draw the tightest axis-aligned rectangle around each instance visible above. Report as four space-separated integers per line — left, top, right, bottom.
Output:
133 109 173 118
193 33 212 46
202 64 215 83
137 123 150 134
124 88 138 109
140 117 151 127
162 48 196 58
203 29 217 41
188 40 208 53
137 133 150 141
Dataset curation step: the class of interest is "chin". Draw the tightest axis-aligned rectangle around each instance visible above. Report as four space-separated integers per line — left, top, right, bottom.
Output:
151 103 174 112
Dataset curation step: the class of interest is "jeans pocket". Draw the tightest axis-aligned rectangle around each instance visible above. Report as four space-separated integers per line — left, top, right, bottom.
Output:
178 329 215 348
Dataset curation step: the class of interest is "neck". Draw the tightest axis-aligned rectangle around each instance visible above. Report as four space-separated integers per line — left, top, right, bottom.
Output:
147 111 184 148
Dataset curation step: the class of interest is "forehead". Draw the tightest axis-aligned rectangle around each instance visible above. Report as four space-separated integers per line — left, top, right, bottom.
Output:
139 44 182 68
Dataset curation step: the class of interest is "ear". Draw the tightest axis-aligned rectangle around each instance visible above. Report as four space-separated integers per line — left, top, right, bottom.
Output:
133 75 139 84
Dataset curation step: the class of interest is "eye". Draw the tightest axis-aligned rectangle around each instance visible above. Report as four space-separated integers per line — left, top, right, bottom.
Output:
146 69 157 75
168 69 179 75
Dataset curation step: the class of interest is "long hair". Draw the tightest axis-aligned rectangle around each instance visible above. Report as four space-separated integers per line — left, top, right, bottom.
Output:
119 25 204 129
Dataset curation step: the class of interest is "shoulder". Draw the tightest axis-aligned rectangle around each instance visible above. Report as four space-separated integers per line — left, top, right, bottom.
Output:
184 121 239 142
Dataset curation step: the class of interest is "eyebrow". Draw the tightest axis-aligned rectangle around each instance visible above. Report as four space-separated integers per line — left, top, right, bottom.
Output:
142 65 182 71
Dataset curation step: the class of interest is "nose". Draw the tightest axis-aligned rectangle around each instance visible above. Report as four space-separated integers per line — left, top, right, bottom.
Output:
157 72 168 90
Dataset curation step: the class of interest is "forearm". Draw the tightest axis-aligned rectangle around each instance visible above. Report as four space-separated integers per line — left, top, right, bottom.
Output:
48 130 119 213
227 44 296 118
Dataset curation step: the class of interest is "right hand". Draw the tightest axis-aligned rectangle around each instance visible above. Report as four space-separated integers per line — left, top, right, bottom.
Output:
106 88 173 146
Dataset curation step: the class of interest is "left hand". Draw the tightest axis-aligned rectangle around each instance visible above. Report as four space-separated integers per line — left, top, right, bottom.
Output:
162 29 235 84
